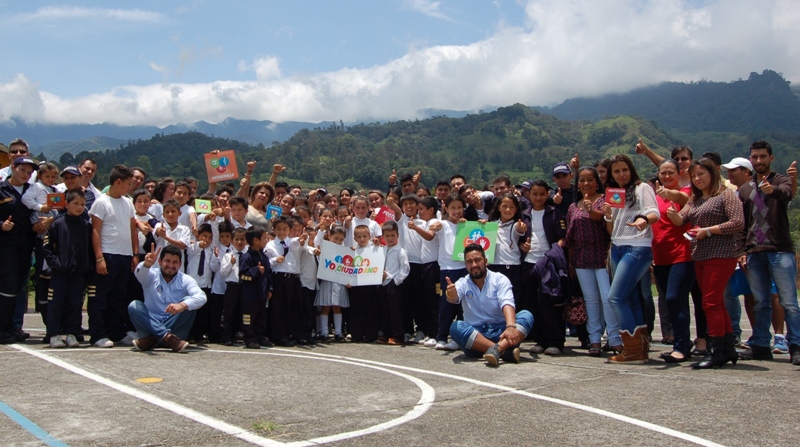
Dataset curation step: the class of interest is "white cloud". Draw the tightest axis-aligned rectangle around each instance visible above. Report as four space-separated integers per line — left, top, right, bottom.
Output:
404 0 453 21
12 6 165 23
2 0 799 126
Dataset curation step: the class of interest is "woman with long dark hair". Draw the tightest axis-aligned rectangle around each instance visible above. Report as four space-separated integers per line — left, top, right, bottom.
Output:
602 154 659 364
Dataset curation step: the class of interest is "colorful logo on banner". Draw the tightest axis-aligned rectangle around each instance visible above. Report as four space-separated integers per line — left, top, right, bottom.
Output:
203 150 240 183
47 193 66 210
452 221 498 263
316 240 386 286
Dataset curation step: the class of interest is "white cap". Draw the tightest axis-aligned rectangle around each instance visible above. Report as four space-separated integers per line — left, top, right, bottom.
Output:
722 157 753 171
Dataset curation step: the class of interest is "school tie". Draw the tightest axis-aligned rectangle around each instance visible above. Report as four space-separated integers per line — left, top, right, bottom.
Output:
281 240 289 256
198 249 205 276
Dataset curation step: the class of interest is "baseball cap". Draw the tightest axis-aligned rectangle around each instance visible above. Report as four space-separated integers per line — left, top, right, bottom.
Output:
12 157 39 170
553 162 571 176
520 179 534 191
721 157 753 172
60 166 82 177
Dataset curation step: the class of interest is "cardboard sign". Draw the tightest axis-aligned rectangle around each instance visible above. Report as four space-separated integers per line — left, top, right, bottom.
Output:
373 205 396 225
605 188 626 208
47 193 66 210
194 199 212 214
203 150 239 183
266 204 282 219
452 221 499 263
316 240 386 286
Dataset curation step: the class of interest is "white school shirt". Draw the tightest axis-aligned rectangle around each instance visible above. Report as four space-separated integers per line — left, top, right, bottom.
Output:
89 194 135 256
265 237 301 274
419 218 440 264
298 243 319 290
524 209 548 264
134 213 154 255
186 242 214 288
210 244 230 294
148 202 163 221
231 218 253 230
492 219 523 265
220 249 246 283
178 203 196 229
198 214 223 246
398 214 424 264
383 245 410 286
345 217 382 248
152 222 191 251
436 220 463 271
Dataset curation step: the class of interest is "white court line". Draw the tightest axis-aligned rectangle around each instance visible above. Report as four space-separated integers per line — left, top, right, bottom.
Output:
11 345 434 447
243 349 727 447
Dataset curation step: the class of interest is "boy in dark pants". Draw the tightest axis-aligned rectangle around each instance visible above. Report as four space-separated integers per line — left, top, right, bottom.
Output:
43 189 92 348
377 221 409 346
239 227 273 349
220 227 248 345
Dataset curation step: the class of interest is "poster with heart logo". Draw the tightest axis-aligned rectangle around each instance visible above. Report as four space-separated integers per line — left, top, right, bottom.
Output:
203 150 240 183
452 221 498 263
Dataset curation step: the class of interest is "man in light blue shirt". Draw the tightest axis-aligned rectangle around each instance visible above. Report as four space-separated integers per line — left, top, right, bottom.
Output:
446 243 533 366
128 244 207 352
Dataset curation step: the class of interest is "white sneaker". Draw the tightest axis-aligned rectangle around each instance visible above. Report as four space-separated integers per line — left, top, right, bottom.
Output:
413 330 426 344
50 336 65 348
435 340 447 350
93 338 114 348
443 340 460 351
424 337 437 348
119 331 137 346
65 334 80 348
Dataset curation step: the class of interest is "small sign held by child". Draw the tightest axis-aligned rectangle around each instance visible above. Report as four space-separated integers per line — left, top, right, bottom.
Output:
452 221 499 263
266 204 282 219
605 188 626 208
373 205 395 225
194 199 212 214
47 193 66 210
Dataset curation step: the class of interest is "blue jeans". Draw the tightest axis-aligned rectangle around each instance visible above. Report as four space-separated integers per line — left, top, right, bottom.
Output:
575 268 620 345
723 269 751 338
608 245 652 333
653 262 695 356
450 310 533 357
745 252 800 348
128 300 195 340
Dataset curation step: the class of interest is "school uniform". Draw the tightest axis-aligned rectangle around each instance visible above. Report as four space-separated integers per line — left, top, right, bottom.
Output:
22 181 60 325
297 241 319 340
265 236 303 344
488 219 525 307
435 220 467 343
186 242 214 341
398 213 425 336
239 247 272 345
207 243 231 343
379 244 410 341
348 243 380 343
220 248 246 344
43 213 92 338
419 218 441 339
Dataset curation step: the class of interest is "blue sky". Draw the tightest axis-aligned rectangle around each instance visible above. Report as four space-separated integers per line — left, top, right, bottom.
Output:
1 0 799 127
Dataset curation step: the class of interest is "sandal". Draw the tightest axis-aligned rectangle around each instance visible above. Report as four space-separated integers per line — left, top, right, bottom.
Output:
589 344 602 357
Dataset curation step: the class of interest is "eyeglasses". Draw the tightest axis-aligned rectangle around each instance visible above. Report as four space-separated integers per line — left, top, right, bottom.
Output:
9 150 28 155
676 157 691 162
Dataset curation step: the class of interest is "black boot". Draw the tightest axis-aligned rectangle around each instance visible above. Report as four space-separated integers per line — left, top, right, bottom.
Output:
723 333 738 366
691 336 725 369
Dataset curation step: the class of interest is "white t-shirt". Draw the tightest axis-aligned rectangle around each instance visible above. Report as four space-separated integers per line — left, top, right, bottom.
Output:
492 219 523 265
420 218 440 264
90 194 135 256
345 216 382 248
436 220 463 271
398 213 424 264
178 203 196 230
524 209 548 264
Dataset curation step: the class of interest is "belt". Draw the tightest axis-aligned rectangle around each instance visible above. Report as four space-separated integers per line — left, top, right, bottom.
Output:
275 272 299 278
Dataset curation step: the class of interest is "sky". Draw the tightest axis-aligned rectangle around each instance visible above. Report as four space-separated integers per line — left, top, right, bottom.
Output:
1 0 799 127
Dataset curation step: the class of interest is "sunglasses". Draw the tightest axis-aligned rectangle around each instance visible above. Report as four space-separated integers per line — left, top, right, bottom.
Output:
9 150 28 155
676 157 691 162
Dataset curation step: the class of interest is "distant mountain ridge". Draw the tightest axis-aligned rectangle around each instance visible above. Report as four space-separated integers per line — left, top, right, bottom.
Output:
545 69 800 134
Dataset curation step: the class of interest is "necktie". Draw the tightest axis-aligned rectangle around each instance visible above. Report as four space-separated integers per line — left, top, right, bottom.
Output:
281 240 289 256
198 249 205 276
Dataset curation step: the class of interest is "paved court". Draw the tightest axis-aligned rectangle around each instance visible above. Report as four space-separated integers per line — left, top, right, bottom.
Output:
1 312 798 447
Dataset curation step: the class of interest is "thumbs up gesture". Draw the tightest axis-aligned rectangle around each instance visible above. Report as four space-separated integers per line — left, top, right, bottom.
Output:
569 153 580 170
388 169 397 185
258 262 265 274
635 138 648 154
1 216 13 232
445 276 457 300
654 179 668 199
666 201 678 220
553 187 563 205
522 237 532 252
412 170 421 185
583 194 592 212
787 161 797 181
515 218 527 234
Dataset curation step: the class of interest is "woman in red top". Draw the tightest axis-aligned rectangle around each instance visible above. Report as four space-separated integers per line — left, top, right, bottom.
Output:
650 159 694 362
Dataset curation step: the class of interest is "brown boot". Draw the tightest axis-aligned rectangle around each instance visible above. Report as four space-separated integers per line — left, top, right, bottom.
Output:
607 326 649 364
132 334 159 351
162 333 188 353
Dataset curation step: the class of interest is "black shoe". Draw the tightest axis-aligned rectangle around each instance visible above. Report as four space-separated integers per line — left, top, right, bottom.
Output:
334 334 345 342
723 333 739 366
691 337 726 369
222 339 234 346
14 328 30 341
245 342 261 349
258 338 274 348
660 351 689 363
276 338 297 347
76 333 85 343
234 331 244 341
738 345 773 361
501 346 521 364
0 333 16 344
789 344 800 366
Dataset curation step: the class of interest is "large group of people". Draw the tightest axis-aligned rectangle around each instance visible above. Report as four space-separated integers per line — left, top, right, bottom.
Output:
0 136 798 369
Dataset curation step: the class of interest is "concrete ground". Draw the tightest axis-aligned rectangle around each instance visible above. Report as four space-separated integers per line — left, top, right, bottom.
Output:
1 309 798 447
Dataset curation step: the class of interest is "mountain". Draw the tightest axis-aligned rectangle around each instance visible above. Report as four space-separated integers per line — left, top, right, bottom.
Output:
0 117 333 160
546 69 800 135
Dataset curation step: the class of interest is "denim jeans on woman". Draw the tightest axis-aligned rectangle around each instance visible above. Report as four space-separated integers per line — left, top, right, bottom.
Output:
608 245 652 333
575 268 620 346
653 262 695 356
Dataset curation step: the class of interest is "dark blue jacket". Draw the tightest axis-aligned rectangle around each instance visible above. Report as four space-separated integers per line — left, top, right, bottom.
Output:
0 180 34 247
239 247 272 303
43 213 92 274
